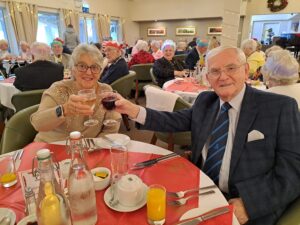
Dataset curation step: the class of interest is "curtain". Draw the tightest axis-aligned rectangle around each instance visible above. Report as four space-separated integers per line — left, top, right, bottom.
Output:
96 14 110 42
60 8 80 33
120 18 125 43
6 1 38 44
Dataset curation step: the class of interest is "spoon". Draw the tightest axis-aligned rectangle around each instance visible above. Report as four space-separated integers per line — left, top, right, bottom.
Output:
0 216 11 225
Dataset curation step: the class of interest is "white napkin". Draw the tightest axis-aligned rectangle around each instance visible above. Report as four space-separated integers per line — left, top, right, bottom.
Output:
145 85 179 112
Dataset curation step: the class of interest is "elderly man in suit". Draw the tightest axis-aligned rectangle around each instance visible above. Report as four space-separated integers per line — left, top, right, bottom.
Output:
13 42 63 91
185 38 208 70
112 46 300 225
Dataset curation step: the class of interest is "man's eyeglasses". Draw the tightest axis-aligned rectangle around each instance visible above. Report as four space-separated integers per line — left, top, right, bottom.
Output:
207 64 245 78
75 63 101 74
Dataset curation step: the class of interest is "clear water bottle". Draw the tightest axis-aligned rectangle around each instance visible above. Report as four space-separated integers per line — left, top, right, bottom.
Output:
35 149 71 225
68 131 97 225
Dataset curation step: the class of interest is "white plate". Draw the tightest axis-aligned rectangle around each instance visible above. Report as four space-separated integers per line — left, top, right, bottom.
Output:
17 214 37 225
95 134 130 149
104 183 148 212
0 208 16 225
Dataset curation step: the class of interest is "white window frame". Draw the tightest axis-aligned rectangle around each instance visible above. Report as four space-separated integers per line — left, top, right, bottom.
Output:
79 13 98 44
110 17 122 42
0 2 18 55
37 8 61 45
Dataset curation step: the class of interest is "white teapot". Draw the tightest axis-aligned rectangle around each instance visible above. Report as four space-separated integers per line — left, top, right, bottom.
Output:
116 174 144 207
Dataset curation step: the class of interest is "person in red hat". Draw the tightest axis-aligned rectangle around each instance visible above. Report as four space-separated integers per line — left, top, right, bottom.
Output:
100 41 129 84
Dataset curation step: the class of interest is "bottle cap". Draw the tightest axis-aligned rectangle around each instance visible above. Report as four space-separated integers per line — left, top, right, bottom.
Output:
37 149 50 160
70 131 81 139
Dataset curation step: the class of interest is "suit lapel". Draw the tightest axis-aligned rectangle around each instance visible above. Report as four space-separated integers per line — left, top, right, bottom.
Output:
229 86 258 177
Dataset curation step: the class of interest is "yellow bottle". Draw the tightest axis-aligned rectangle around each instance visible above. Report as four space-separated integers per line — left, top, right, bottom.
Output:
40 182 62 225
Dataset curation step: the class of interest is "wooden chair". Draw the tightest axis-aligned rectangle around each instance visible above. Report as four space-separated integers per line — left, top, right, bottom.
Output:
11 89 45 112
0 104 38 154
111 71 136 131
130 63 154 104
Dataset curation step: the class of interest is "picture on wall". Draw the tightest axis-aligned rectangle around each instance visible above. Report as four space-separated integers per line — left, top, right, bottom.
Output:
176 27 196 36
207 27 222 35
147 28 166 36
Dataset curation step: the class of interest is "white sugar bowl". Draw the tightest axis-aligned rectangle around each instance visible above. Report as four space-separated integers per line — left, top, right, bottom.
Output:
116 174 144 207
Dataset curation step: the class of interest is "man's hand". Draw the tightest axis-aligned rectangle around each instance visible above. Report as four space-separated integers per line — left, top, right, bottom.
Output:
229 198 249 225
114 94 140 119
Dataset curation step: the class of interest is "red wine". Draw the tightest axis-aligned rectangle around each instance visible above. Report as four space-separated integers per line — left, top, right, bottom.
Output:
102 96 116 110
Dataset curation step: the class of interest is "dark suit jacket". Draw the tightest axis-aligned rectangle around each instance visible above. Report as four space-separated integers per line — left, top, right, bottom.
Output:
138 85 300 225
13 60 63 91
100 57 129 84
185 47 200 70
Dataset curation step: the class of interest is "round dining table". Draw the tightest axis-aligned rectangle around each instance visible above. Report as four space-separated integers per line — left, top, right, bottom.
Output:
0 139 239 225
0 78 20 110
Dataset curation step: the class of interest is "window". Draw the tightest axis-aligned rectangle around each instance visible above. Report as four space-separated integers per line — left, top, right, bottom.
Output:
0 8 9 41
110 19 119 41
79 16 98 44
36 11 60 45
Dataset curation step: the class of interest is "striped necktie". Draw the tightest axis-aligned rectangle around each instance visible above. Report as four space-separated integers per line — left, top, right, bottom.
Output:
202 102 231 184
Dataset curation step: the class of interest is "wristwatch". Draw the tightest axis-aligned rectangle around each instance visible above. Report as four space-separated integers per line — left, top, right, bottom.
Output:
56 105 64 117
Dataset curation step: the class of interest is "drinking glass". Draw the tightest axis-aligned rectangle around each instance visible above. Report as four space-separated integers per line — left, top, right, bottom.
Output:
110 145 128 181
100 90 119 126
0 155 18 188
78 89 98 126
147 184 166 225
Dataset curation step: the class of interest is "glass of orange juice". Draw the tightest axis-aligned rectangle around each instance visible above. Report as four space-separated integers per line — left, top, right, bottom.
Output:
147 184 166 225
0 155 17 188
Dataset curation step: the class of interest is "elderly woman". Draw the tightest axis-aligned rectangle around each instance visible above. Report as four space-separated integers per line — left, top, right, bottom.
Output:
150 40 163 60
50 38 71 69
128 40 154 68
31 44 121 143
100 41 129 84
152 40 186 87
261 49 300 107
241 39 265 79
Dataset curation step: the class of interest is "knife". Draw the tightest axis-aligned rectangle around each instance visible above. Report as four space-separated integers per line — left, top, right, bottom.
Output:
176 206 230 225
133 152 178 168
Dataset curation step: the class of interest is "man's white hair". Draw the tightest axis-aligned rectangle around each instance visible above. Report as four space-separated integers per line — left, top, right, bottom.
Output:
205 45 246 67
30 42 51 61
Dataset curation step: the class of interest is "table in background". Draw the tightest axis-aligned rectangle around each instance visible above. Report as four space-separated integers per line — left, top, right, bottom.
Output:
0 79 20 110
163 78 209 104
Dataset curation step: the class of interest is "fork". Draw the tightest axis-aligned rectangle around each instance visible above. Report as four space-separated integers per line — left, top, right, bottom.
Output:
86 138 97 152
167 190 215 206
167 184 216 198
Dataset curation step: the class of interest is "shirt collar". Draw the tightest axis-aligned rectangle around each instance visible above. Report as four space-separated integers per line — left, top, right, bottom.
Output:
219 84 246 111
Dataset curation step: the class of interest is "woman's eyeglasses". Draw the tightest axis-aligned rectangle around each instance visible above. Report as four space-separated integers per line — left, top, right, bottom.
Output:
207 64 245 79
76 63 101 74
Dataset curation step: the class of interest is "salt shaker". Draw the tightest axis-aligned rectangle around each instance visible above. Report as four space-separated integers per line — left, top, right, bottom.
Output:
25 187 36 215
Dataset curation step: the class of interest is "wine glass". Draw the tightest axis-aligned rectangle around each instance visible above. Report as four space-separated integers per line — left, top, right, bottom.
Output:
78 89 98 126
100 90 119 127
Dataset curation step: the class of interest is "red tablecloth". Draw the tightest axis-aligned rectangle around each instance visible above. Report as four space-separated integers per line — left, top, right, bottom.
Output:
0 143 202 224
165 79 208 93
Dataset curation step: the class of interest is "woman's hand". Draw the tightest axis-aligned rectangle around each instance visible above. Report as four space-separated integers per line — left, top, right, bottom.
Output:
62 94 93 117
174 70 187 77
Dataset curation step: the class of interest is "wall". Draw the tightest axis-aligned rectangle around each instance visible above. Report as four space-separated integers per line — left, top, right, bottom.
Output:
241 0 300 44
139 18 222 43
128 0 224 21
